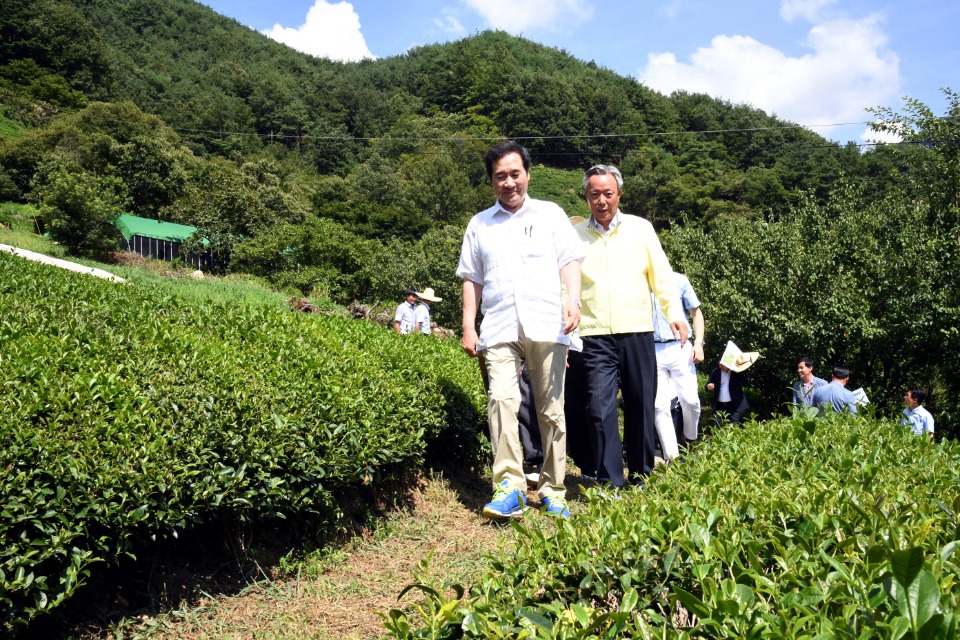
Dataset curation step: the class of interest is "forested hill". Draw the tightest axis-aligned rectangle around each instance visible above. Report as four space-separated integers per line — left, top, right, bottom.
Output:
4 1 897 193
0 0 914 327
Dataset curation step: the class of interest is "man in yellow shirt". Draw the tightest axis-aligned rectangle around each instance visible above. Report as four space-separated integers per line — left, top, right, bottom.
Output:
575 165 686 487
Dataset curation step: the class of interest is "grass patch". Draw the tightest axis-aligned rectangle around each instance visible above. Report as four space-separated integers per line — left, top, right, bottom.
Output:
0 114 23 140
0 203 57 254
97 255 301 309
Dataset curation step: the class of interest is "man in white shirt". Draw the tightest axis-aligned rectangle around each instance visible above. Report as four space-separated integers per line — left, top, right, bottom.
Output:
901 387 935 441
393 288 419 334
457 140 585 519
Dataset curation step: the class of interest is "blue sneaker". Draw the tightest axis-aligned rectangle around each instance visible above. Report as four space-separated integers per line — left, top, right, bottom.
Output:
482 480 526 520
541 495 570 518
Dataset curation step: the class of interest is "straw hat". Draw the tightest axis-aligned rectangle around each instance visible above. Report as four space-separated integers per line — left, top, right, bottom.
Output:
719 340 760 372
416 287 442 303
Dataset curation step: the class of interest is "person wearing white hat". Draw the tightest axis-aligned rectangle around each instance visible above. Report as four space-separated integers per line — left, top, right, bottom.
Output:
414 287 442 335
705 341 759 427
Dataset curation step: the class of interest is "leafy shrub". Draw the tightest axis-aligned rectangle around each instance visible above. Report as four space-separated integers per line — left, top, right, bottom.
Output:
386 414 960 638
0 252 486 631
34 168 126 258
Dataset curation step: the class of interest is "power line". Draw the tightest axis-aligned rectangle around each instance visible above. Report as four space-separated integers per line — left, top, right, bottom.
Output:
79 112 887 144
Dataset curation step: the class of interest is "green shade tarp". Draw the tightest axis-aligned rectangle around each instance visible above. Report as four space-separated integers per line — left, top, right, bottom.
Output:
114 215 198 243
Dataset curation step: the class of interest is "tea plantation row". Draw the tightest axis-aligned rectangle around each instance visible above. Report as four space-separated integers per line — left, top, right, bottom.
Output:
386 415 960 638
0 252 486 630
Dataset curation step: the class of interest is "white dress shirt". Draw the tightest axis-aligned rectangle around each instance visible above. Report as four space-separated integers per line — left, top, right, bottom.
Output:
457 196 585 350
718 369 732 403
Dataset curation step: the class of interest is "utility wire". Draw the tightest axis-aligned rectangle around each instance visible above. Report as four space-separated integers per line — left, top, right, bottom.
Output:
79 113 891 143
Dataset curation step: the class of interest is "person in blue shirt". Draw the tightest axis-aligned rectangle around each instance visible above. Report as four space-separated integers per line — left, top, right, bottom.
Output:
901 387 935 441
810 367 858 415
791 356 828 409
651 272 704 457
413 287 442 335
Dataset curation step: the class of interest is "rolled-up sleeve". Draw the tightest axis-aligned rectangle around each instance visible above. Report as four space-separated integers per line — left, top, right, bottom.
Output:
553 211 586 268
456 220 483 284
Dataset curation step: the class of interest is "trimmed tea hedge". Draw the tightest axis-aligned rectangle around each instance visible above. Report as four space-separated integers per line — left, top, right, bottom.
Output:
386 414 960 638
0 252 485 630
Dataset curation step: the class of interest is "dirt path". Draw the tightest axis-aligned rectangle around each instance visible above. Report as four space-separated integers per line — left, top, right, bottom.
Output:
127 470 509 640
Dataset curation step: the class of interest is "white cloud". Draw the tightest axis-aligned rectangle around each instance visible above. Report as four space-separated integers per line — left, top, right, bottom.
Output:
462 0 593 33
637 14 900 142
659 0 684 20
780 0 837 23
434 12 467 36
262 0 375 62
861 124 902 145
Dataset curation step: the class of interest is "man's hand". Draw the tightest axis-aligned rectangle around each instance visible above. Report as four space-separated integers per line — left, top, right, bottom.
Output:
670 321 688 345
461 326 480 357
691 343 704 363
562 300 581 335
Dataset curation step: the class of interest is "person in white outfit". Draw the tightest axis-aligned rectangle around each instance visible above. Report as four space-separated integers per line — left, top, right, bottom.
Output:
651 272 704 460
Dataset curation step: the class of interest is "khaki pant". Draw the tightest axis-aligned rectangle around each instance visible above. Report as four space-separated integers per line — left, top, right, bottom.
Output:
484 328 567 499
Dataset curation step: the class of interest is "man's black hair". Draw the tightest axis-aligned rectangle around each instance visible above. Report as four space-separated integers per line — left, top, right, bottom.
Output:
909 387 927 405
799 356 815 369
484 140 532 180
832 366 850 380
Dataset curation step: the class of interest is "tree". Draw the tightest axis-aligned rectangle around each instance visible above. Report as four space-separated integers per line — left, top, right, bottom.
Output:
358 225 466 329
869 88 960 218
35 167 126 258
666 180 956 419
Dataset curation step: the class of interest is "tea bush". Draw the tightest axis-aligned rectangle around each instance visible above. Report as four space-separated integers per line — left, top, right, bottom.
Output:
0 252 486 630
386 414 960 638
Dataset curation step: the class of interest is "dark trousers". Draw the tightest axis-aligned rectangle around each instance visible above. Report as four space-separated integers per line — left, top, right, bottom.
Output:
582 332 658 487
517 366 543 466
564 349 594 475
713 398 749 427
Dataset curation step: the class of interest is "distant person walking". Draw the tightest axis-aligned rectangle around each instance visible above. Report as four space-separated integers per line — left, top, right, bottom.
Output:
414 287 442 335
393 288 420 334
901 388 934 440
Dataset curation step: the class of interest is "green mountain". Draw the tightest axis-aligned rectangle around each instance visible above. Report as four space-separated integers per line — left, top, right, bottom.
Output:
0 0 910 326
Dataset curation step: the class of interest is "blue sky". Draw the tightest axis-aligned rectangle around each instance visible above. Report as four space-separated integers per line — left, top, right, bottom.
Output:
201 0 958 145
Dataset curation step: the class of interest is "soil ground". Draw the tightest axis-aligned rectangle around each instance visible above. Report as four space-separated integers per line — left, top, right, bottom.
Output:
70 465 594 640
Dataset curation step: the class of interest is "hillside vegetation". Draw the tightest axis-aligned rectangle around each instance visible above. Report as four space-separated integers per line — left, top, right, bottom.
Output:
0 252 485 632
385 414 960 638
2 2 960 632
